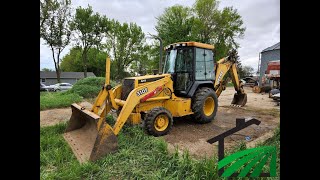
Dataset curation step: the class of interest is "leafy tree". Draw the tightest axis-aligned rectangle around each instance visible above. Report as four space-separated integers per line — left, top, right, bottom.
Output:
155 0 245 61
239 65 254 77
40 0 72 83
193 0 245 60
105 20 145 80
60 47 108 77
41 68 54 72
40 0 59 28
70 5 109 77
130 44 159 75
155 5 195 46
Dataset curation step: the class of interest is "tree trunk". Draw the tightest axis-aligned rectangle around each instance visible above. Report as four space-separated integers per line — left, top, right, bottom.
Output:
56 69 61 83
51 46 61 83
82 50 88 78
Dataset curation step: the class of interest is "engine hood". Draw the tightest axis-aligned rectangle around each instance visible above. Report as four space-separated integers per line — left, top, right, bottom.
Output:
124 74 171 84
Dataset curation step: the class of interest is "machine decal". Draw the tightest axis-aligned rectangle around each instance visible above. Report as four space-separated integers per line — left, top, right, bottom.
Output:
217 71 224 84
136 88 148 96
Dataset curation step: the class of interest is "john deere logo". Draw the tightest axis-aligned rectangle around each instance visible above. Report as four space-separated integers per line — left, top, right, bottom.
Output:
218 146 277 177
207 118 278 177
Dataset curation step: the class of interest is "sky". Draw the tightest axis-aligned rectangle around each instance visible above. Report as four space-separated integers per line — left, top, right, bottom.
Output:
40 0 280 73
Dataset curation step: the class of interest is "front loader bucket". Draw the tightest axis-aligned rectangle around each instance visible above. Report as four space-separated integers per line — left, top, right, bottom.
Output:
63 103 118 163
231 93 247 107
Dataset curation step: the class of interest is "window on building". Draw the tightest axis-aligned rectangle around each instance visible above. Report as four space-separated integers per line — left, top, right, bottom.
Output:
41 79 45 83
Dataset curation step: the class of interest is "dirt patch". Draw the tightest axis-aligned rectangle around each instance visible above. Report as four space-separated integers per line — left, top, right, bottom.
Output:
162 86 280 158
40 108 71 127
162 106 279 158
40 102 93 127
219 87 280 110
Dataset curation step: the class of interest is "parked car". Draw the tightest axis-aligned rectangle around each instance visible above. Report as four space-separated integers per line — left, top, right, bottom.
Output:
269 88 280 98
40 83 55 92
50 83 73 91
241 77 258 87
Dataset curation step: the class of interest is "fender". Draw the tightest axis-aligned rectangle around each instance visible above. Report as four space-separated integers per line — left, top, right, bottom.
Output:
186 81 214 98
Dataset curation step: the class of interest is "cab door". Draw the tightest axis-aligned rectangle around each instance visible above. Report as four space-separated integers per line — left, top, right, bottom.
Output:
195 48 215 81
174 47 194 94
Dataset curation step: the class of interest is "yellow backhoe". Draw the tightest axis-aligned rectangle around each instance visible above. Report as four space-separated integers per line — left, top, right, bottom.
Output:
63 41 247 163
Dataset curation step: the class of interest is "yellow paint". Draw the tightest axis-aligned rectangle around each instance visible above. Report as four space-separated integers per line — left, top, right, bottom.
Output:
154 114 169 131
164 96 193 117
105 57 110 85
128 113 141 125
166 41 214 50
203 97 214 116
214 56 245 97
112 76 172 135
136 101 164 112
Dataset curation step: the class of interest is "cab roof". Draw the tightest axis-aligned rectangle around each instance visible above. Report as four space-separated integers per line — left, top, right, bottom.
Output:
165 41 214 50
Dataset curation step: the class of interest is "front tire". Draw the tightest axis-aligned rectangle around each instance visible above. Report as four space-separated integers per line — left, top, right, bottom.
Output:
192 87 218 123
144 107 173 136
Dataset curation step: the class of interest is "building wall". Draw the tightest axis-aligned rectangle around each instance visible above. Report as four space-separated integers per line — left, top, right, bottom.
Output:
40 78 78 85
258 49 280 85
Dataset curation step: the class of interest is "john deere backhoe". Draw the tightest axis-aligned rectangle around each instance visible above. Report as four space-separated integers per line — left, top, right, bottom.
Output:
63 41 247 163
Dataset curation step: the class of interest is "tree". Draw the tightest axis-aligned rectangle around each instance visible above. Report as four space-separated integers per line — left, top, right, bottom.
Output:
40 0 59 28
105 20 145 80
70 5 109 77
41 68 54 72
155 5 195 46
40 0 72 83
239 65 254 77
192 0 220 44
155 0 245 61
192 0 245 60
130 44 159 75
211 6 245 60
60 47 108 77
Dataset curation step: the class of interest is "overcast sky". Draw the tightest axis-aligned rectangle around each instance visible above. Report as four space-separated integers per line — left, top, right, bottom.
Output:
40 0 280 73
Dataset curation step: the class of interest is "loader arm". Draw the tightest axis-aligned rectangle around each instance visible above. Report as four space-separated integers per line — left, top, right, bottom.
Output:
112 76 171 135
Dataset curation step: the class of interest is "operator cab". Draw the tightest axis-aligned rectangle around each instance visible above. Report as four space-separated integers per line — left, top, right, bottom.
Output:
163 42 215 97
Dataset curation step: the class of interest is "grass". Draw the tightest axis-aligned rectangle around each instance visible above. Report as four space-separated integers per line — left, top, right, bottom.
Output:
40 92 83 110
227 82 234 87
41 118 280 179
40 122 220 180
40 77 118 110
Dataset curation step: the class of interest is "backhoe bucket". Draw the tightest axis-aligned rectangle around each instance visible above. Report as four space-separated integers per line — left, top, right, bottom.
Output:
231 93 247 107
63 103 118 163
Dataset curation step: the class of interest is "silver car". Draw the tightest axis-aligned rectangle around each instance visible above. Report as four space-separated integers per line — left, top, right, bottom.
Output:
50 83 73 91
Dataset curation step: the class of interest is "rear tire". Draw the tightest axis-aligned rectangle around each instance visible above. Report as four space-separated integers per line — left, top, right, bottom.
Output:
192 87 218 124
144 107 173 136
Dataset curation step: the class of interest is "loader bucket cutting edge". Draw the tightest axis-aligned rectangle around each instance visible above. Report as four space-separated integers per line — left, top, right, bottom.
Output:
63 103 118 163
231 93 247 106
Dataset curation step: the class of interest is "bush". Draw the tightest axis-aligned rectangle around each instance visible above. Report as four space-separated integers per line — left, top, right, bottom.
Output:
70 77 117 98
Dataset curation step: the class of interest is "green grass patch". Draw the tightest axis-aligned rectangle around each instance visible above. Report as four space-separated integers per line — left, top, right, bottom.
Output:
40 92 82 110
40 122 220 180
227 82 234 87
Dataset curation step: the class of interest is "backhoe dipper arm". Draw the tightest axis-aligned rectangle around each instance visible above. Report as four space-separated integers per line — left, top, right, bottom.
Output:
213 50 247 106
229 63 244 94
214 57 234 97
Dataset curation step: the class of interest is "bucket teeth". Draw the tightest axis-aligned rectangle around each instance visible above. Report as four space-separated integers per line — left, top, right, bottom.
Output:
231 93 247 107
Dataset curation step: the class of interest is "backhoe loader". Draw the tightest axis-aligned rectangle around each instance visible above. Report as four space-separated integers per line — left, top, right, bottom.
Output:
63 41 247 163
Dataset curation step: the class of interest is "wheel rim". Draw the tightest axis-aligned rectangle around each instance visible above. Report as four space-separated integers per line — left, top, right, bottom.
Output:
154 114 169 131
203 97 214 116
